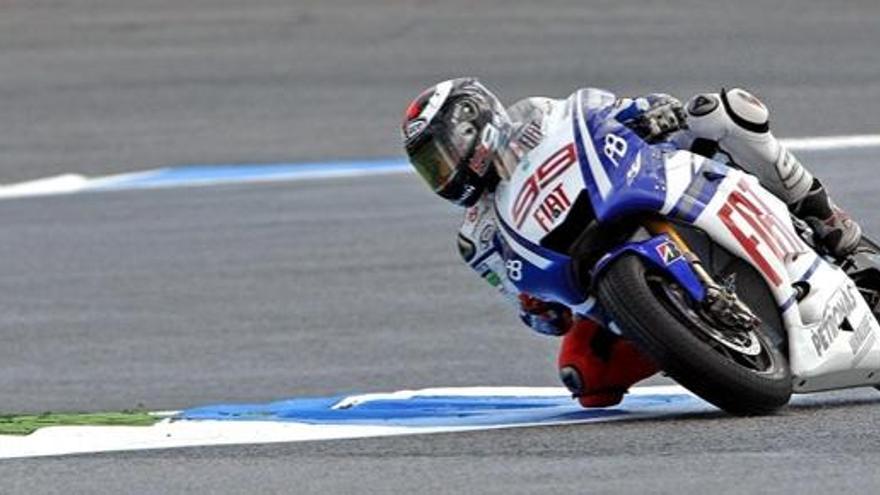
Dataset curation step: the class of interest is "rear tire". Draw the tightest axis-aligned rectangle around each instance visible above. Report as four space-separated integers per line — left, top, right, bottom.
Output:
597 254 792 415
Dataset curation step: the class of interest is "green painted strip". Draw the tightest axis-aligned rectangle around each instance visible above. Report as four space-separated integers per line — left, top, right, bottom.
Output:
0 411 159 436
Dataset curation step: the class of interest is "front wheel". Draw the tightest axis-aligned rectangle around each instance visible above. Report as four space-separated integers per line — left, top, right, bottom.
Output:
596 254 792 415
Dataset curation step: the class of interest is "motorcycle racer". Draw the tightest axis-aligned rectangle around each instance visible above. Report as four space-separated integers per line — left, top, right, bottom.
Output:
401 78 862 408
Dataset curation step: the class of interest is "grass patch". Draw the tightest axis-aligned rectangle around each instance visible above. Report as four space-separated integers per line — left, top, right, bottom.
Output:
0 411 160 436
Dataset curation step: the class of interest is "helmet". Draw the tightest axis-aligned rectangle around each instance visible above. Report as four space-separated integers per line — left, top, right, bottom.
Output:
401 78 513 207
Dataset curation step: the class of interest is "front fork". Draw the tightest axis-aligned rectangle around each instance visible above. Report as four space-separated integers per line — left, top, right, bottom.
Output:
644 219 761 331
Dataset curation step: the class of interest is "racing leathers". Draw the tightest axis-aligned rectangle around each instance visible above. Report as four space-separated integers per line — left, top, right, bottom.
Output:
458 87 862 407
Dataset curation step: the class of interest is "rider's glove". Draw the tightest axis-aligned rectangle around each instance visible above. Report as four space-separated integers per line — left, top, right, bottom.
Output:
518 294 573 336
617 94 688 143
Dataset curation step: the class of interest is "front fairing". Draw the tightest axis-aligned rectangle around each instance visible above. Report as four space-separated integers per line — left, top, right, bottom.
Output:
492 89 706 305
571 96 670 223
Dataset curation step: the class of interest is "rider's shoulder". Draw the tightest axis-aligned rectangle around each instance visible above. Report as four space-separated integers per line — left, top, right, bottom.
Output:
506 87 618 124
508 89 618 123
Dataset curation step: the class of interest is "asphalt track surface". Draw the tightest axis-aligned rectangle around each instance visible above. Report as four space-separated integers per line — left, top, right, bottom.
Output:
2 0 880 493
1 0 880 183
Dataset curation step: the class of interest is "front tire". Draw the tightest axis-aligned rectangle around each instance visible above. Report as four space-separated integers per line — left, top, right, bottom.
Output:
597 254 792 415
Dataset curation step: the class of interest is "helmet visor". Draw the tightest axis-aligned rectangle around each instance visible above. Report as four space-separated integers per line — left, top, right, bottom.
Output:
407 136 458 193
407 114 479 193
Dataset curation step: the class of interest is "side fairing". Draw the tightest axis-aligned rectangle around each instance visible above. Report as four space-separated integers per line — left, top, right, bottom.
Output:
682 168 880 387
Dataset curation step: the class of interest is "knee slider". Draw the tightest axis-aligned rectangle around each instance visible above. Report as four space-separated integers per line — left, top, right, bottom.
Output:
719 88 769 133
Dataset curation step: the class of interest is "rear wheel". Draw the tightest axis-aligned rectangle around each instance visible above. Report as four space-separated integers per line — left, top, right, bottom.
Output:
597 254 792 415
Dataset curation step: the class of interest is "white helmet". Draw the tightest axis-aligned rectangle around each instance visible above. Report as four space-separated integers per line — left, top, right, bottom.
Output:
402 77 514 206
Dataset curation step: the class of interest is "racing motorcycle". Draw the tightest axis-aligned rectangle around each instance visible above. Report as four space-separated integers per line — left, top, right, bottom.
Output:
493 89 880 415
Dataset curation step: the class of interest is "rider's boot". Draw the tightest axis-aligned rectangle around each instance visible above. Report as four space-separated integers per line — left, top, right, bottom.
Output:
791 178 862 257
684 88 862 257
557 319 658 408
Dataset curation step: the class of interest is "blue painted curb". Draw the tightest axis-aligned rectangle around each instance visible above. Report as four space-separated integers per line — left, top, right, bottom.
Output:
177 392 698 427
92 157 411 191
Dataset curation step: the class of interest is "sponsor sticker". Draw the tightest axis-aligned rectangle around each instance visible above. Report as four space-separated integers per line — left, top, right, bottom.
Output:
479 224 495 249
625 154 642 185
655 241 683 265
849 314 877 365
404 118 427 140
688 95 718 117
511 143 577 229
811 286 858 357
465 206 479 223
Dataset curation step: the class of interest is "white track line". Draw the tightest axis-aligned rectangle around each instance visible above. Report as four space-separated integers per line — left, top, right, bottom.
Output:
782 134 880 151
0 174 92 199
